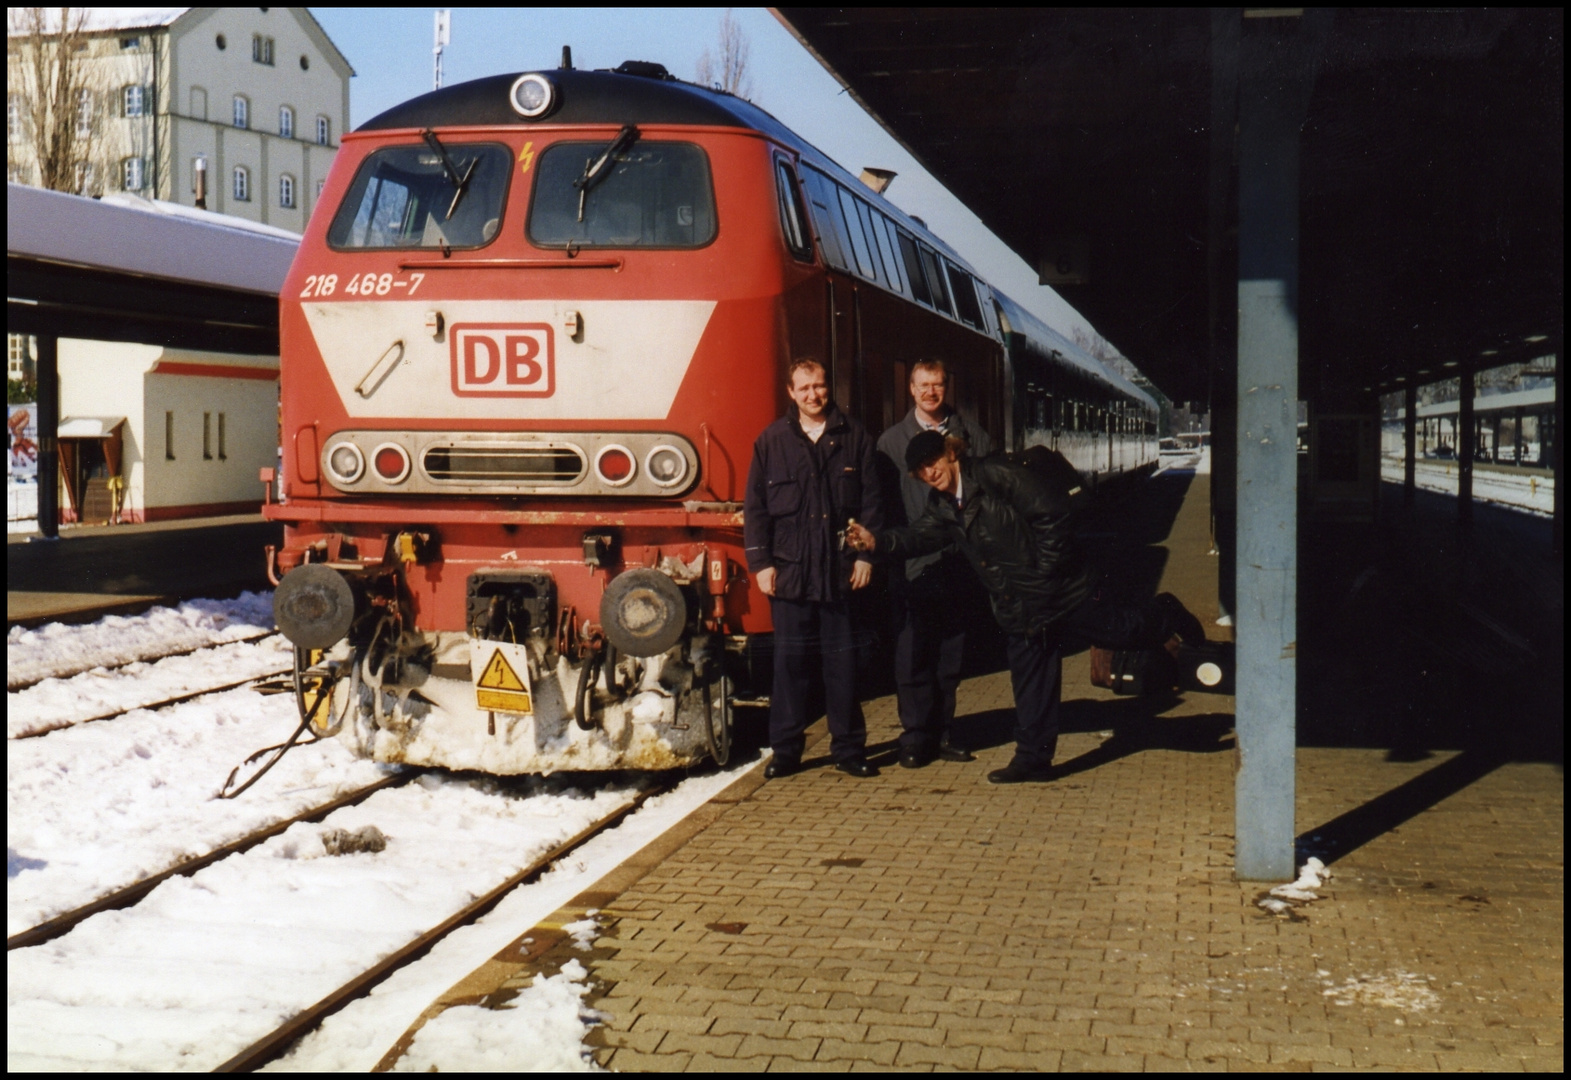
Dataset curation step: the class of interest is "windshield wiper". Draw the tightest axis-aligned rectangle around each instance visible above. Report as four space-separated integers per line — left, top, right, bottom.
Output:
573 124 639 223
421 128 477 221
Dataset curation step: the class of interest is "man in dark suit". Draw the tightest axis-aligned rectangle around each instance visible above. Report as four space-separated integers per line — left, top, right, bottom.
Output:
875 359 992 769
744 358 884 779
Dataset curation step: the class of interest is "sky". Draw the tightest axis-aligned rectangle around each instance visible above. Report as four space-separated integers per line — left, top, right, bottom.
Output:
308 6 1110 353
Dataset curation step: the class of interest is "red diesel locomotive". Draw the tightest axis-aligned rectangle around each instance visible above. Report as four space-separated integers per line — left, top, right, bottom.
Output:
267 61 1158 774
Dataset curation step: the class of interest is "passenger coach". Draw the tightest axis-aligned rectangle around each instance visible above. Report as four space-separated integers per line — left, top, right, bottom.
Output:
266 61 1157 775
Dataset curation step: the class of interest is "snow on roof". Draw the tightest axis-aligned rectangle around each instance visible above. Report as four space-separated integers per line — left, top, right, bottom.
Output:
6 8 189 36
8 183 298 297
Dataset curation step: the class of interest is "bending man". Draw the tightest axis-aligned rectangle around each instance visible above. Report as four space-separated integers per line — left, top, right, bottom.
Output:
847 430 1203 783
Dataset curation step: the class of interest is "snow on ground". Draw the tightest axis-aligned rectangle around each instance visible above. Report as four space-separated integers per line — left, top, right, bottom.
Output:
1380 458 1553 516
264 761 761 1072
8 634 293 738
7 774 641 1072
1157 447 1210 475
7 591 276 689
7 685 391 937
389 960 602 1073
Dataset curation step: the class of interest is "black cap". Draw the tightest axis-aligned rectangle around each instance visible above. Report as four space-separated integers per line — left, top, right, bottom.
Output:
905 429 948 472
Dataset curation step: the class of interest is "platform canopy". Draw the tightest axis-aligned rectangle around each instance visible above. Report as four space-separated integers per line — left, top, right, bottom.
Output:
772 8 1563 402
7 183 299 355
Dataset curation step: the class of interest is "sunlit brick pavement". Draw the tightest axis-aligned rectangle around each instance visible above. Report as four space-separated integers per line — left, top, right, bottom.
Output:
584 473 1562 1071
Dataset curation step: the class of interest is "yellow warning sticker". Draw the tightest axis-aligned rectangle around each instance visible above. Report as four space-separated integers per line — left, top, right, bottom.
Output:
470 642 533 716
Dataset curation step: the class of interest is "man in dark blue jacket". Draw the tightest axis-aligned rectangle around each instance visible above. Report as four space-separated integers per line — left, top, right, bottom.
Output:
744 358 884 779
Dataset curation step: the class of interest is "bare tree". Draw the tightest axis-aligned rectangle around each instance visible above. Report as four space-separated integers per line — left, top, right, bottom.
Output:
695 9 753 99
7 7 107 192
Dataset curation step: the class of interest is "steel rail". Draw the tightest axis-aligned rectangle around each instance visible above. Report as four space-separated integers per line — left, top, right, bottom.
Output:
212 780 673 1073
6 771 413 952
8 630 279 692
12 667 294 740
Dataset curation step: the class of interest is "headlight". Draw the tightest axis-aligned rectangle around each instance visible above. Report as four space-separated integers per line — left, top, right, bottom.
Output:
509 74 555 119
644 445 688 488
326 442 364 484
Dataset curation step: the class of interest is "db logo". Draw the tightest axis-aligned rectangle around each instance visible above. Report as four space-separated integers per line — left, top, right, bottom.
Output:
450 323 554 398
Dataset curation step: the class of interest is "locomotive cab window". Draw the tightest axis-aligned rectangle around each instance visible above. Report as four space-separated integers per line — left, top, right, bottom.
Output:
529 140 715 248
775 160 812 262
328 141 511 250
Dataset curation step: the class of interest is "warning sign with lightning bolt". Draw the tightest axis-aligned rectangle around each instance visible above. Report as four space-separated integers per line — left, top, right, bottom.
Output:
470 641 533 716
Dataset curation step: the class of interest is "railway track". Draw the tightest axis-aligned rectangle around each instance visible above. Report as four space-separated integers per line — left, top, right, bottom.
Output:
6 771 413 951
212 781 672 1073
8 629 277 693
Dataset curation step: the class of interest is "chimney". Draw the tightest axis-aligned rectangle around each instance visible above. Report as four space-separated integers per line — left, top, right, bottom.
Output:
859 168 896 196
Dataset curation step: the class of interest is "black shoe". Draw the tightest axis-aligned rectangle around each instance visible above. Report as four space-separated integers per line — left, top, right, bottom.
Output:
835 758 879 778
764 758 799 780
937 741 976 763
898 749 933 769
987 761 1057 784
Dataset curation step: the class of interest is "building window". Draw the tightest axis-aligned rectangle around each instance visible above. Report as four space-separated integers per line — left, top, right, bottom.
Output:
218 413 227 460
316 178 326 199
123 84 145 118
122 157 144 191
233 166 250 202
233 95 249 129
203 413 213 459
278 105 293 139
75 88 93 136
315 115 329 145
120 36 140 50
165 411 175 460
7 96 20 141
252 34 274 65
279 173 295 208
74 161 94 195
8 334 33 381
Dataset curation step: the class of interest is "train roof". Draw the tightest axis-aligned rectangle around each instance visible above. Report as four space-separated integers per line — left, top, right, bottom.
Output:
992 292 1159 410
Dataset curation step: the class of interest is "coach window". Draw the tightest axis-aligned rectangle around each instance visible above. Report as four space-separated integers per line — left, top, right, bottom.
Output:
775 160 812 262
834 186 876 281
798 167 851 272
529 140 715 248
895 230 932 307
329 142 511 250
919 244 954 317
233 95 249 130
872 213 906 294
852 197 892 286
946 262 984 328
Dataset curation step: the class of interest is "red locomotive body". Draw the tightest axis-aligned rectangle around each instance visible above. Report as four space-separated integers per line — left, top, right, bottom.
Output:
266 65 1156 773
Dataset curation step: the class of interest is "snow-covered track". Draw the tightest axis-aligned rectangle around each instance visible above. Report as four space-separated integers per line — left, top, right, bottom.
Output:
7 630 276 693
6 772 412 952
10 661 293 740
212 781 673 1073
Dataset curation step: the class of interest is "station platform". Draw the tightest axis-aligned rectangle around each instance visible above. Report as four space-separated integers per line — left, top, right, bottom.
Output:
392 467 1562 1072
6 513 280 627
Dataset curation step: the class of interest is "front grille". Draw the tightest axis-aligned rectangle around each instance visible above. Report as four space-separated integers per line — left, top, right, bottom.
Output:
422 445 585 483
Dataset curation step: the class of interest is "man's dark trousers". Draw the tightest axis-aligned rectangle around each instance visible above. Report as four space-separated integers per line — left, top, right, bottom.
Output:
1005 631 1063 768
894 561 968 755
769 597 867 765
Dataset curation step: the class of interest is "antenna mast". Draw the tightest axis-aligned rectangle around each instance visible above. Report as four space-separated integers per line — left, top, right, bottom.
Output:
433 9 451 90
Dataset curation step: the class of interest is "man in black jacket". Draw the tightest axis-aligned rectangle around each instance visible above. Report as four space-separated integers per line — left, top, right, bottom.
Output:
847 430 1202 783
744 359 884 779
875 359 993 769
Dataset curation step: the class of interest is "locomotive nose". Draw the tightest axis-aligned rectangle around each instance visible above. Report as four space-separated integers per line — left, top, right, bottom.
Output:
274 564 356 650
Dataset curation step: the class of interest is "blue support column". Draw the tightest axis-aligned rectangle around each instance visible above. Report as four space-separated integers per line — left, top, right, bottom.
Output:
1233 13 1321 882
